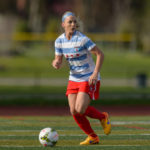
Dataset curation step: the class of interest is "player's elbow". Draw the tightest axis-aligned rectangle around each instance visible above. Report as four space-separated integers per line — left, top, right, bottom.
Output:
97 49 104 60
100 51 104 60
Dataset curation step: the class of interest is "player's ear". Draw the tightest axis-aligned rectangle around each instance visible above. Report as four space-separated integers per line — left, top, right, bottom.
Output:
61 22 65 28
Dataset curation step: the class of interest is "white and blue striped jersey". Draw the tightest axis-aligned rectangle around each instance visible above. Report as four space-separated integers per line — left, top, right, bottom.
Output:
54 31 100 82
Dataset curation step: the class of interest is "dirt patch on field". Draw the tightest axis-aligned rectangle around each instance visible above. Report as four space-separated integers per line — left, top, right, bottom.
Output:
0 105 150 116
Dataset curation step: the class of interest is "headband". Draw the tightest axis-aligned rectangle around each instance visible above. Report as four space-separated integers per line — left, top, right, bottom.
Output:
62 12 75 22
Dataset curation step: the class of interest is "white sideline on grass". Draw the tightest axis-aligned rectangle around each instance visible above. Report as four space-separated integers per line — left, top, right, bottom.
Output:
0 145 144 148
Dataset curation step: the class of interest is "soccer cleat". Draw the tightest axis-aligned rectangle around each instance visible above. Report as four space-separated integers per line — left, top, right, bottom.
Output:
80 136 99 145
101 112 111 135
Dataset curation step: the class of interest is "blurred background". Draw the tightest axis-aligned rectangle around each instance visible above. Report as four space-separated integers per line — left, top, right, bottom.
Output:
0 0 150 107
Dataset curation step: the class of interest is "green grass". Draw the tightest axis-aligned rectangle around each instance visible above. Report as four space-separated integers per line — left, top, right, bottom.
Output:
101 50 150 78
0 116 150 150
0 43 69 78
0 43 150 78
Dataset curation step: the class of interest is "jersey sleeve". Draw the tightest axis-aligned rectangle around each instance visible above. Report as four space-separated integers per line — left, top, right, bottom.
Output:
54 39 63 56
83 36 96 51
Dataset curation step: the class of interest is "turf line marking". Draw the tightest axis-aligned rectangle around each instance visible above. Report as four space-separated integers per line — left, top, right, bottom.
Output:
0 145 41 148
112 121 150 125
61 145 146 147
0 120 150 124
0 145 145 148
0 130 38 132
60 134 150 136
0 129 150 132
0 133 150 137
122 125 147 130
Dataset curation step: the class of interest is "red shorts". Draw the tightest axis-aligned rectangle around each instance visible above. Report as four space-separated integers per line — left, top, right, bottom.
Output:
66 81 100 100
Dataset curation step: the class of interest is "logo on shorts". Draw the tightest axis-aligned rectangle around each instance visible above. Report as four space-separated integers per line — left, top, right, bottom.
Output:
90 84 96 92
90 86 94 91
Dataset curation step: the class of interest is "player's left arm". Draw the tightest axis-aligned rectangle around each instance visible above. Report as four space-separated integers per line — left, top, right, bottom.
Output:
89 46 104 85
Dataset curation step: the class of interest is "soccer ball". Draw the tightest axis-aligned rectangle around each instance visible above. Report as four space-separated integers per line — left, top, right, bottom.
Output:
39 127 59 147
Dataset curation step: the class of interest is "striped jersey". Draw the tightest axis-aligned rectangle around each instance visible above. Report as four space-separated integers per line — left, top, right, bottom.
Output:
54 31 100 82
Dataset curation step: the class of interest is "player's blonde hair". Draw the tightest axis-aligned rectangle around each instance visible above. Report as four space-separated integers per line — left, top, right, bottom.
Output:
61 11 83 32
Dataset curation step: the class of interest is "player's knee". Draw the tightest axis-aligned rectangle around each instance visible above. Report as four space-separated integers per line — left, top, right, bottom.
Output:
76 107 85 115
70 108 76 115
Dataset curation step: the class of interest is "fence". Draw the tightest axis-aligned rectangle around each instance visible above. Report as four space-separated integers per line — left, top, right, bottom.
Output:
0 32 136 52
0 32 135 42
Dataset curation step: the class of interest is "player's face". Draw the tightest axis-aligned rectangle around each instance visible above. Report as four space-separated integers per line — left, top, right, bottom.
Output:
62 16 77 34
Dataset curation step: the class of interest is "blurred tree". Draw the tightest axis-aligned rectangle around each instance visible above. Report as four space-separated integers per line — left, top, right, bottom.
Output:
0 0 16 13
73 0 150 52
28 0 42 32
0 0 149 52
130 0 150 52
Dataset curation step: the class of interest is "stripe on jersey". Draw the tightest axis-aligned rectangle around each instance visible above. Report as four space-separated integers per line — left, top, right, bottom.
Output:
70 72 93 78
67 54 87 61
70 63 89 71
61 46 85 54
84 40 96 51
55 47 63 54
55 41 82 49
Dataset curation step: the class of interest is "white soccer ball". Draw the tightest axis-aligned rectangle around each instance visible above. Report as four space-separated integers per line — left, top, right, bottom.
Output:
39 127 59 147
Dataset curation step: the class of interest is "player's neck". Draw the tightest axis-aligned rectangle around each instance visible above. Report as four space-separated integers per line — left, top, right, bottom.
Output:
65 31 75 40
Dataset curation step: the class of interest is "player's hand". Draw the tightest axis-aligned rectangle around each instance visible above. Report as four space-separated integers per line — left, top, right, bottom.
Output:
52 60 61 69
88 73 98 85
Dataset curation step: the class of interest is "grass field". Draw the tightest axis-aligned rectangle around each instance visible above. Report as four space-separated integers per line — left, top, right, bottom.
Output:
0 43 150 78
0 116 150 150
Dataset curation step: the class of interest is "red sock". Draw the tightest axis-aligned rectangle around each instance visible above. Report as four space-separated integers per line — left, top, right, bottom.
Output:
73 113 97 137
85 106 105 120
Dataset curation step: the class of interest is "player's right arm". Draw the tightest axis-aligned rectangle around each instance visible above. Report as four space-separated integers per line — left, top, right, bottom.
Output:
52 55 63 69
53 36 63 69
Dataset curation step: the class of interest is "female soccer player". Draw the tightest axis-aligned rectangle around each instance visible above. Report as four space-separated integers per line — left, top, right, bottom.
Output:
52 11 111 145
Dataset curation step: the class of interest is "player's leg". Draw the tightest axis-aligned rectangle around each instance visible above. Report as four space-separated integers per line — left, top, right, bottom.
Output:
85 106 105 120
73 92 96 137
68 94 77 115
68 93 99 145
84 81 111 135
75 92 99 145
75 92 90 115
85 106 111 135
76 81 105 120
